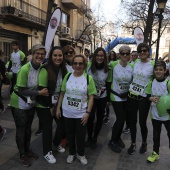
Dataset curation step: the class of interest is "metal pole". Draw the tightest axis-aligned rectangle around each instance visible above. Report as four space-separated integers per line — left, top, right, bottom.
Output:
155 9 163 61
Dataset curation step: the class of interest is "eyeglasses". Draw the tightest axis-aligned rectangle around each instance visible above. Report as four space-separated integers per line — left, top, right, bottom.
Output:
35 52 45 56
138 49 148 53
73 62 84 66
120 52 130 56
64 51 74 55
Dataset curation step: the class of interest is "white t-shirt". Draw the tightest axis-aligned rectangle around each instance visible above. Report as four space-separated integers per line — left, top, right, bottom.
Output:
110 60 133 101
129 60 154 97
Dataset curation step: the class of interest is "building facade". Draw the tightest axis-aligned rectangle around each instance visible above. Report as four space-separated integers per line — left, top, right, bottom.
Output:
0 0 92 61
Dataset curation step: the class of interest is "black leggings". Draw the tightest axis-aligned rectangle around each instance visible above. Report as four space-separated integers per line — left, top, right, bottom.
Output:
128 96 151 143
87 97 107 140
111 101 126 142
36 107 53 155
152 119 170 154
11 107 35 156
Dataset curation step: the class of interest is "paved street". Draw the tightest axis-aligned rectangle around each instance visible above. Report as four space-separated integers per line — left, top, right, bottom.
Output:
0 85 170 170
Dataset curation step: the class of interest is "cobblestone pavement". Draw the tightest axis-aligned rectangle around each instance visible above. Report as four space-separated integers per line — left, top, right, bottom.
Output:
0 85 170 170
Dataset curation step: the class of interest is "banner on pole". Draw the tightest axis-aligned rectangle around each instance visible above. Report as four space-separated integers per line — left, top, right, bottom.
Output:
45 7 61 58
133 27 144 45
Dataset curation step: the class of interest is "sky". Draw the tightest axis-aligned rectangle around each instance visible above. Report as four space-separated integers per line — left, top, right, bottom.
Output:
90 0 122 22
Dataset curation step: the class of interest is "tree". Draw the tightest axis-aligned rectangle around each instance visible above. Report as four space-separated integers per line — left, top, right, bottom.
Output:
117 0 170 47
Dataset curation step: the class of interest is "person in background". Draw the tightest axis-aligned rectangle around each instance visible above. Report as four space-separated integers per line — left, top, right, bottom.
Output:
36 46 67 164
103 50 117 125
6 41 26 95
63 45 76 73
145 60 170 163
26 49 32 63
0 50 7 99
86 47 111 149
165 59 169 78
10 44 49 167
0 71 5 114
89 53 94 62
127 43 154 155
129 51 138 64
56 54 96 165
84 49 90 61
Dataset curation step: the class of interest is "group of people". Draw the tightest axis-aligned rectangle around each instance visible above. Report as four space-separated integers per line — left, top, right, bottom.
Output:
0 41 170 167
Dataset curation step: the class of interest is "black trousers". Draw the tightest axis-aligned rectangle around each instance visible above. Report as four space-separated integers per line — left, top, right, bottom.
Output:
111 101 126 142
36 107 53 155
128 96 151 143
65 117 86 156
152 119 170 154
10 73 17 94
11 107 35 156
87 97 107 140
53 115 66 146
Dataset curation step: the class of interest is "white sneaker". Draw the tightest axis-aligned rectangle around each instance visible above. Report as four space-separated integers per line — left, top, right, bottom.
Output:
44 151 56 164
56 144 65 153
76 154 88 165
67 155 75 163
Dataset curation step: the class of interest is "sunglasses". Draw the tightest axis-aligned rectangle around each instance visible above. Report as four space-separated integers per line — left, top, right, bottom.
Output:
120 52 130 56
138 49 148 53
35 52 45 56
64 51 74 55
73 62 84 66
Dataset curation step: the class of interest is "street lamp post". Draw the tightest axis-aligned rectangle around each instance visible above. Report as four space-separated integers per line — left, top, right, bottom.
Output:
108 38 111 53
155 0 167 61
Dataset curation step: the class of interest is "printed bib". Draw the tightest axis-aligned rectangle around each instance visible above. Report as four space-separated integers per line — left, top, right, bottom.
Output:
130 83 145 96
118 83 129 92
66 96 82 110
52 95 58 104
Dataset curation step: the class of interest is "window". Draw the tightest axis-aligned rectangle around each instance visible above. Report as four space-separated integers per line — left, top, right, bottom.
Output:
61 12 69 27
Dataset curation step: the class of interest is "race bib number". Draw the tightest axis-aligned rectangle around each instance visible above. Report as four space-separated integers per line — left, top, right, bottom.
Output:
119 83 129 92
52 95 58 104
66 97 82 110
130 83 145 95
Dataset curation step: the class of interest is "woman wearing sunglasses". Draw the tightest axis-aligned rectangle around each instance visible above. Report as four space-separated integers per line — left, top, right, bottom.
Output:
108 45 133 153
127 43 154 155
56 54 96 165
86 47 111 149
62 45 76 72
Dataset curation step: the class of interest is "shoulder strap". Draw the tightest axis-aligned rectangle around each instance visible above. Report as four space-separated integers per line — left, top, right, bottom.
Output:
66 72 72 81
167 80 170 93
87 74 89 85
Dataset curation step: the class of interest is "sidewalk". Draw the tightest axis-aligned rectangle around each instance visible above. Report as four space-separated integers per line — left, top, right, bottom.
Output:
0 85 170 170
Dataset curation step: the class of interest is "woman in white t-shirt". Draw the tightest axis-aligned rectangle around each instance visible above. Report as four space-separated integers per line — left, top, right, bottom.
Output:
56 54 96 165
86 47 111 149
127 43 154 155
108 45 133 153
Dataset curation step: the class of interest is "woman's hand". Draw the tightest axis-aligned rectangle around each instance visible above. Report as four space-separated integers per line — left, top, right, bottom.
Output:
81 113 90 126
38 88 49 96
56 108 61 119
50 107 55 117
149 96 159 103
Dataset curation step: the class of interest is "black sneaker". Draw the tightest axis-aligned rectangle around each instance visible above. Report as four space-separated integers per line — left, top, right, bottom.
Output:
140 142 147 154
108 140 121 153
85 138 92 147
122 127 130 134
103 117 110 124
26 150 39 160
117 138 125 148
0 128 6 141
35 129 43 136
0 108 6 114
127 143 136 155
19 155 31 167
90 139 97 149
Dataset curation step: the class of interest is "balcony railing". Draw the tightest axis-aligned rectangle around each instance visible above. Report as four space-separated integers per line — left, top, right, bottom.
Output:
1 0 46 26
